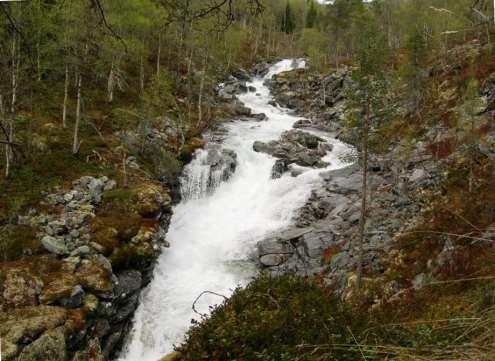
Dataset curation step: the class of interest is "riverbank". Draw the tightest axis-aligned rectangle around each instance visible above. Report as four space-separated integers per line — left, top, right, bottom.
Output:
174 42 495 360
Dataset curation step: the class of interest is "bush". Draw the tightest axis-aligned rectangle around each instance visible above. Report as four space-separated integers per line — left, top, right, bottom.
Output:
179 275 367 361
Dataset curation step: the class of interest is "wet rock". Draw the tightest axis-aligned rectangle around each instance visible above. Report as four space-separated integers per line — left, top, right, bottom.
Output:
59 285 85 308
272 159 290 179
231 67 250 81
160 351 182 361
228 101 252 116
252 61 272 77
115 270 142 299
112 293 139 323
72 338 104 361
253 130 330 168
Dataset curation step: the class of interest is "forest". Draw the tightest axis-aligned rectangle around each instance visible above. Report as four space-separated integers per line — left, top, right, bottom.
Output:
0 0 494 361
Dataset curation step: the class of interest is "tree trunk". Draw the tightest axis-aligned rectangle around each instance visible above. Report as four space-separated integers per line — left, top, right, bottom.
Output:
197 53 207 128
72 71 82 154
62 62 69 128
108 61 115 103
11 34 17 115
140 55 145 93
357 99 370 291
37 39 42 82
7 33 19 177
1 95 8 178
156 33 162 78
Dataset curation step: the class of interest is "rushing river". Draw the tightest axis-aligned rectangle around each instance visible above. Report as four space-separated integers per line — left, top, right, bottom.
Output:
120 59 351 360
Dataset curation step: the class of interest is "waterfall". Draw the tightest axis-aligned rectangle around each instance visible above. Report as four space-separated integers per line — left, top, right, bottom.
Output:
119 59 351 361
180 145 237 201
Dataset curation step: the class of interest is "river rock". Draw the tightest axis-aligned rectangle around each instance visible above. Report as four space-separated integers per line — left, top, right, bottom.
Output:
228 101 252 116
115 270 142 299
253 129 331 168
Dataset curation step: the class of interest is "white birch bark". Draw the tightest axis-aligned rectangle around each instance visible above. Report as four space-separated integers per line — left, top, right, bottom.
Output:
62 63 69 128
72 71 82 154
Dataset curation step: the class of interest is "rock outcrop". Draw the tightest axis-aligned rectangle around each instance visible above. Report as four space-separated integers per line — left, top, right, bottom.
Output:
0 176 173 360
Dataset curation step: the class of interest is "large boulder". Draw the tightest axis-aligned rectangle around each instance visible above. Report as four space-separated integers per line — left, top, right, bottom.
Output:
253 130 332 172
2 269 43 307
17 327 66 361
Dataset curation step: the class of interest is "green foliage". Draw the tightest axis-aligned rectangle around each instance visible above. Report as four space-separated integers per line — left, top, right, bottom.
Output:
281 1 296 34
401 29 429 111
305 0 318 28
179 275 492 361
0 225 39 262
298 28 329 70
179 275 365 361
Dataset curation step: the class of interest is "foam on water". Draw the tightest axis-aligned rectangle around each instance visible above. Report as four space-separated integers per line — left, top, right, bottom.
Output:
120 59 351 361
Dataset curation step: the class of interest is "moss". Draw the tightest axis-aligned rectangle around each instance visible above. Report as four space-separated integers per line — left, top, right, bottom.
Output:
100 189 137 214
109 242 155 271
0 225 41 262
178 137 205 163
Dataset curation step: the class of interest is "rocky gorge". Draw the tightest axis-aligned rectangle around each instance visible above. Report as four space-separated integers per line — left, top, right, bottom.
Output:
1 47 494 361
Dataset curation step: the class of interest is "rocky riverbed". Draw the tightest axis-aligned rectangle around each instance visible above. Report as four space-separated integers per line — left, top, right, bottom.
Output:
252 48 495 302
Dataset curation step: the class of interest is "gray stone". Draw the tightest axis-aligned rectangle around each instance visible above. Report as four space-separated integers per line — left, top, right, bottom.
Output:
41 236 68 255
115 270 142 299
59 285 85 308
259 254 288 267
88 178 105 194
104 179 117 191
71 245 91 257
412 273 427 290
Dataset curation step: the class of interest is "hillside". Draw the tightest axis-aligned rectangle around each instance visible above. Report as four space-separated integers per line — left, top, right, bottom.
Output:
0 1 494 361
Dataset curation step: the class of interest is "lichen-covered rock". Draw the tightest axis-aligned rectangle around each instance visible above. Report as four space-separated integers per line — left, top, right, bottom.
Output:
41 235 69 255
2 269 43 307
17 327 66 361
134 182 171 218
0 306 68 361
40 273 79 305
76 259 113 295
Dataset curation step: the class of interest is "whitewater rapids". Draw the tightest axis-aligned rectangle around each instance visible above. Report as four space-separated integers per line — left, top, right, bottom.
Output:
120 59 352 360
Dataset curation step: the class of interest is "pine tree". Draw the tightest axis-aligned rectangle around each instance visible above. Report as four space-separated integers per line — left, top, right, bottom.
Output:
306 0 318 28
344 13 391 290
281 1 296 34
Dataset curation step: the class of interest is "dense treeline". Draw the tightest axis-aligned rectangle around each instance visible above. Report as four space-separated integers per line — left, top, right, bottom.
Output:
0 0 493 204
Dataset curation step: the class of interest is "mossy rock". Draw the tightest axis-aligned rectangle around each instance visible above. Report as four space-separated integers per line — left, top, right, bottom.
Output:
92 214 142 244
0 225 42 262
109 242 155 270
179 137 205 163
17 327 66 361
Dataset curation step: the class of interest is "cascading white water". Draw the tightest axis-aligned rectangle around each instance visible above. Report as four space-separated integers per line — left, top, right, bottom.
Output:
120 59 352 361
